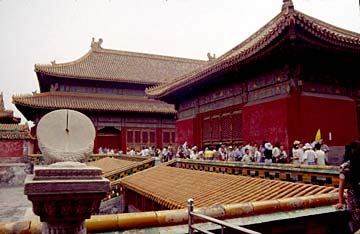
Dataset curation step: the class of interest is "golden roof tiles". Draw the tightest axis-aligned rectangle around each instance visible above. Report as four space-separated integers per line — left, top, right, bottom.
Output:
12 91 176 114
120 166 338 209
35 41 207 84
87 157 136 174
0 123 33 140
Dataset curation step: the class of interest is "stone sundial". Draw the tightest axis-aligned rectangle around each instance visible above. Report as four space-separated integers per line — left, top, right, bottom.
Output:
26 109 110 234
37 109 96 164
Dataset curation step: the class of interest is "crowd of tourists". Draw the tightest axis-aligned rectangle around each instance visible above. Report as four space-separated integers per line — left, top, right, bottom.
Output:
106 139 330 166
98 147 123 155
170 140 329 165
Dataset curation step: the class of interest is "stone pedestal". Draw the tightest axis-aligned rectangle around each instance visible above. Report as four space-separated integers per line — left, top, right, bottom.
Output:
24 162 110 234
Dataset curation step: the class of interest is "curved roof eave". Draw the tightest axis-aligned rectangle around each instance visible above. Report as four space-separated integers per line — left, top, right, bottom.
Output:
146 2 360 100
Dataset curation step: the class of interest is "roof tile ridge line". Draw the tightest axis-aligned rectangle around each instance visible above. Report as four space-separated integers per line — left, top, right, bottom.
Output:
216 11 285 61
0 123 25 131
48 91 155 101
103 158 155 177
34 71 161 85
294 9 360 39
146 12 287 97
98 46 208 64
34 48 93 70
12 92 51 100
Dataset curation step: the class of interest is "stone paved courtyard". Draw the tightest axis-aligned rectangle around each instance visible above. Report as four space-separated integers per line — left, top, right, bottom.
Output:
0 185 38 223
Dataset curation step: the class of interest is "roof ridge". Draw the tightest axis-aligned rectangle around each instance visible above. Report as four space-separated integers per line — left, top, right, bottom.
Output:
35 39 207 72
34 49 93 70
14 91 157 101
294 9 360 39
97 47 207 64
146 12 287 97
217 12 285 61
146 3 360 99
12 92 51 100
47 91 156 101
0 123 30 132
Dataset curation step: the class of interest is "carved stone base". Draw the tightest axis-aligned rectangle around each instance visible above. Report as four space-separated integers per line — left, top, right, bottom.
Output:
25 164 110 234
43 221 86 234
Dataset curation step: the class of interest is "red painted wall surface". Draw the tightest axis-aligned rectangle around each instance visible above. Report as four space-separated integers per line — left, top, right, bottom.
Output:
242 96 290 148
242 93 357 150
298 94 357 146
176 118 195 147
96 135 122 152
0 140 24 157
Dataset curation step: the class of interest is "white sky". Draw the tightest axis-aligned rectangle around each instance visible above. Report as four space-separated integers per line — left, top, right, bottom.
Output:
0 0 359 123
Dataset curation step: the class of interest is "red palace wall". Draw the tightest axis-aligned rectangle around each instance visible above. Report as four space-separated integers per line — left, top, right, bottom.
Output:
0 140 24 157
297 93 357 146
243 96 290 148
175 118 195 147
242 93 357 149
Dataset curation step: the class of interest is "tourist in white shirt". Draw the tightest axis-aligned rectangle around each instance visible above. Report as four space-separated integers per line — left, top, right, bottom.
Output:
315 143 326 165
303 143 316 165
291 140 303 164
241 148 252 162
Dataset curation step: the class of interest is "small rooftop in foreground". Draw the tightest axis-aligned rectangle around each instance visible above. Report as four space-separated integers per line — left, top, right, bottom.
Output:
87 157 137 174
120 165 338 209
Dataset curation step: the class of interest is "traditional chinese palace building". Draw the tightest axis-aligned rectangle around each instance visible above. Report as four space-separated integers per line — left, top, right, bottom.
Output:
0 93 34 160
147 0 360 151
12 39 206 152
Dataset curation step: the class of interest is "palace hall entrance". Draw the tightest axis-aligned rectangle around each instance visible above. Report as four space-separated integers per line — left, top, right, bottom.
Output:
96 127 121 152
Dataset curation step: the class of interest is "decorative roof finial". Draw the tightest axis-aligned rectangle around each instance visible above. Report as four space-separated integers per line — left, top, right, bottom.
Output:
282 0 294 12
207 52 216 61
0 92 4 111
51 60 56 65
91 38 103 51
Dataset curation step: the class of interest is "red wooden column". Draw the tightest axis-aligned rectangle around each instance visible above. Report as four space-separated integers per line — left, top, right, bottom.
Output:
93 126 99 153
194 114 203 149
156 128 162 149
121 127 127 153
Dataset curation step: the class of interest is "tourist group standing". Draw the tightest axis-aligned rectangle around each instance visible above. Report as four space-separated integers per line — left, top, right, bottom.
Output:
172 140 329 165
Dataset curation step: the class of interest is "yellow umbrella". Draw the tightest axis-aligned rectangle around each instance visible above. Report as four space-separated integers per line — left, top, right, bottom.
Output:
315 129 321 142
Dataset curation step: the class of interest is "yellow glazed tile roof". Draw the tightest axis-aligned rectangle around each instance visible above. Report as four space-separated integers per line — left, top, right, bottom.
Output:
35 39 207 85
120 166 338 209
12 91 176 114
0 123 33 140
146 2 360 98
87 157 136 174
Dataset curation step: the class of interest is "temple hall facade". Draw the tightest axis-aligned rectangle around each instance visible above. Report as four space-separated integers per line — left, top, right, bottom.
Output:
13 39 206 153
147 0 360 155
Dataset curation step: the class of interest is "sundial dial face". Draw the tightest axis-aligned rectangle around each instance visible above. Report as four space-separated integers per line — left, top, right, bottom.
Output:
37 109 95 161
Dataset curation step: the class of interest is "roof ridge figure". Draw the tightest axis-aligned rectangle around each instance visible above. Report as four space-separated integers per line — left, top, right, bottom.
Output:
282 0 294 13
91 37 103 51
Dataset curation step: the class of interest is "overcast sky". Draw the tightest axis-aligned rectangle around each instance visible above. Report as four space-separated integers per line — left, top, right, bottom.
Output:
0 0 359 123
